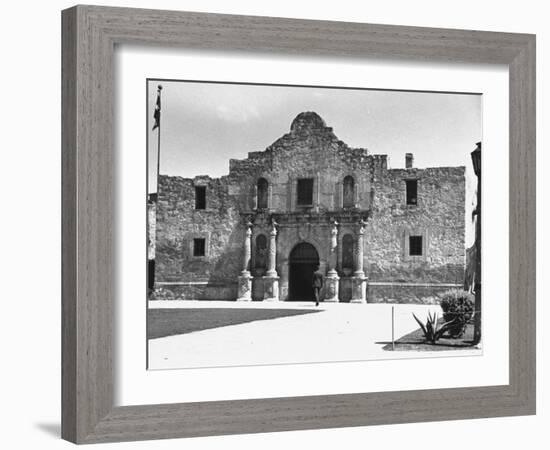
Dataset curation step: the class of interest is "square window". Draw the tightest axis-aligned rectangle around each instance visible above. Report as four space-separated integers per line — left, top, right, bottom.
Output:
409 235 423 256
297 178 314 206
406 179 418 205
193 238 206 257
195 186 206 209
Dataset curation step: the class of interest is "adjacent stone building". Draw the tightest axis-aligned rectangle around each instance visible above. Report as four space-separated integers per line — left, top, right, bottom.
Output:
152 112 466 303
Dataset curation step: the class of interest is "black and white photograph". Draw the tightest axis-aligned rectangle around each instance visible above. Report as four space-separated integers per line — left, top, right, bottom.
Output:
1 0 544 447
146 79 482 370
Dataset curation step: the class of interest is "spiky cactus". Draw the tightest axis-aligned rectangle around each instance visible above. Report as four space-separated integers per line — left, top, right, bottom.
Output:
412 312 456 344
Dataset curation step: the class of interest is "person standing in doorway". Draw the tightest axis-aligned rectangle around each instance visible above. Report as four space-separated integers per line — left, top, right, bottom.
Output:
312 265 324 306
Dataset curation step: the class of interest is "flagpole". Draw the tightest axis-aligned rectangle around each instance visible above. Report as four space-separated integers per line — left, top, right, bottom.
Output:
155 84 163 197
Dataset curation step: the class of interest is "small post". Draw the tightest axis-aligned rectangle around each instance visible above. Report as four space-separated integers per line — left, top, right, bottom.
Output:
391 306 395 351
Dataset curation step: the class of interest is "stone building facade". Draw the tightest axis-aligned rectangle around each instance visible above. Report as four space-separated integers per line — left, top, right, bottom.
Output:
152 112 466 303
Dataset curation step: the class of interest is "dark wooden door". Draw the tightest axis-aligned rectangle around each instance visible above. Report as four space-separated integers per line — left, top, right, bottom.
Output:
288 243 319 301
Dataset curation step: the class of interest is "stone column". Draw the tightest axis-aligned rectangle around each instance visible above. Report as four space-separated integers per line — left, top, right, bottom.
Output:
325 220 340 302
315 171 321 213
253 185 258 210
351 219 368 303
236 221 253 301
263 219 280 301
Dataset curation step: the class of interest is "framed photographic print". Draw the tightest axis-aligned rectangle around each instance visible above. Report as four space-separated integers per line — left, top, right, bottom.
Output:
62 5 536 444
145 79 484 371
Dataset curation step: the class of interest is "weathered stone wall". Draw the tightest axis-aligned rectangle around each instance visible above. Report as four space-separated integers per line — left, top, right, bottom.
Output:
225 113 377 301
228 112 374 213
147 199 156 260
365 166 466 285
153 112 466 303
368 284 461 304
155 174 244 299
152 283 238 300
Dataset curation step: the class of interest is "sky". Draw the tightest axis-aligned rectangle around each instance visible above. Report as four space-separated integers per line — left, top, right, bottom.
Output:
147 79 481 244
148 79 481 186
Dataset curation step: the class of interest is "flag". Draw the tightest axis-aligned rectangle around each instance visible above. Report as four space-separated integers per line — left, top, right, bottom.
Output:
152 86 161 130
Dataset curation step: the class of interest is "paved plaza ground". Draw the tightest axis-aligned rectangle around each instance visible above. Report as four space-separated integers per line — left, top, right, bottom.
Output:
147 300 482 370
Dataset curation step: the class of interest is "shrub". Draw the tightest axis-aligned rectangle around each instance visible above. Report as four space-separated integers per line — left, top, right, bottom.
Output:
439 289 474 338
149 287 175 300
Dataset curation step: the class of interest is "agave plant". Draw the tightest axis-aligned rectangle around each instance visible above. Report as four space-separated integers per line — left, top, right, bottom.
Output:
412 311 456 344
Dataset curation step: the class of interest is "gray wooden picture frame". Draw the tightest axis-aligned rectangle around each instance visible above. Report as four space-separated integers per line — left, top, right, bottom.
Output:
61 5 536 444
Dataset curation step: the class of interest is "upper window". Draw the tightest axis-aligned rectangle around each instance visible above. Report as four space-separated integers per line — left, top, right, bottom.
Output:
297 178 314 206
193 238 206 257
257 178 268 209
195 186 206 209
406 179 418 205
409 235 423 256
343 176 355 208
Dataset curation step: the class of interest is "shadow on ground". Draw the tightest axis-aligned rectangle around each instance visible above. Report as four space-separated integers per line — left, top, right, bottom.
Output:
379 322 477 351
35 423 60 438
148 308 320 339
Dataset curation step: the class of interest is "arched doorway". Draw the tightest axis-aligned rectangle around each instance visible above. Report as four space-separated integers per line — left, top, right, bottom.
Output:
288 242 320 301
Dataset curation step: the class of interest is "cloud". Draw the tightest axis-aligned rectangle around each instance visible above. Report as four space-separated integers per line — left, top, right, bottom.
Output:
216 104 261 123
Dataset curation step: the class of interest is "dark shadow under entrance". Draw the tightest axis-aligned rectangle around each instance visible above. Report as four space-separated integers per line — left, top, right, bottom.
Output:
288 242 320 301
